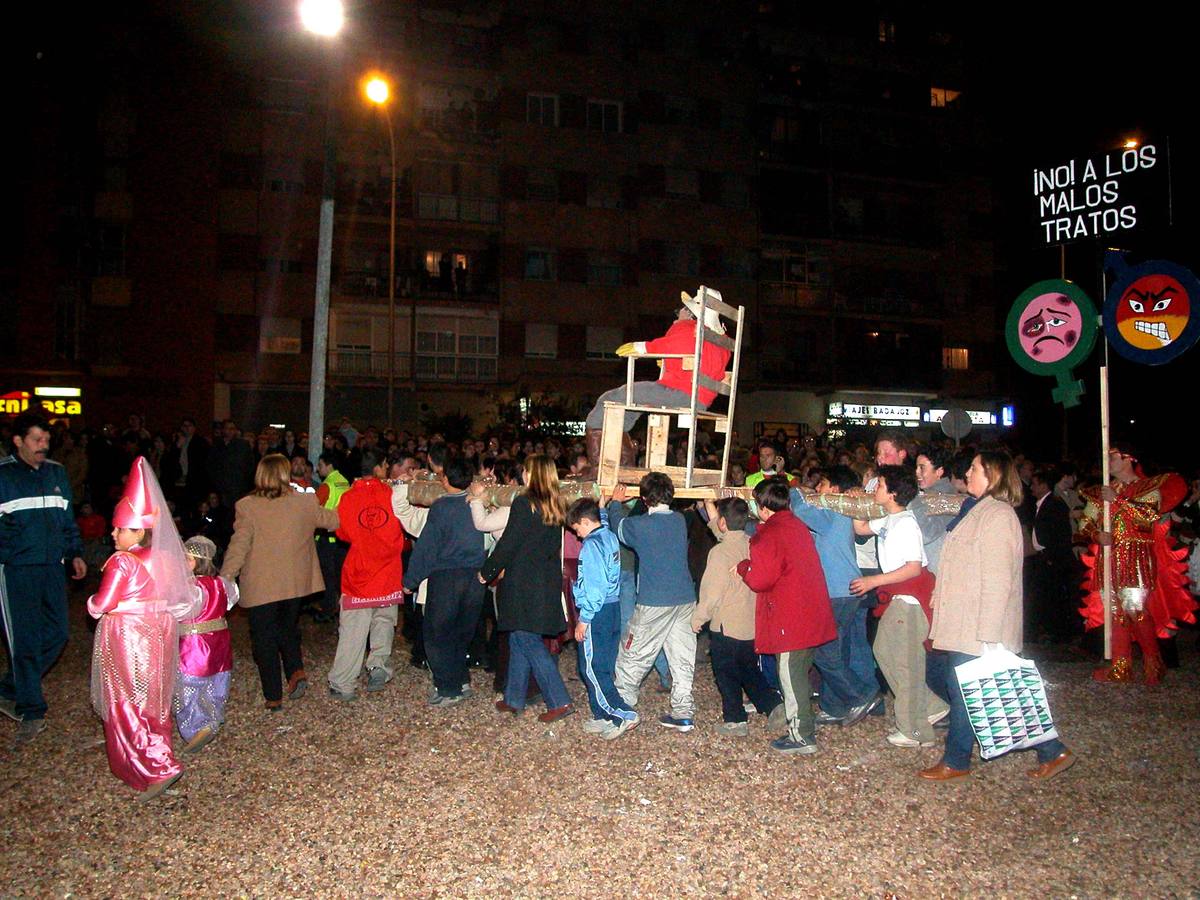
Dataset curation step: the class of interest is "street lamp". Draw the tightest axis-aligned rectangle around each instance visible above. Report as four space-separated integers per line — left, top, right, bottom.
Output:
300 0 343 465
299 0 344 37
364 74 398 428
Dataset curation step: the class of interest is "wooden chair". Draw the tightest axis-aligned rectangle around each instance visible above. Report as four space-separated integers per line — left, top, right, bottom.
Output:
598 286 745 499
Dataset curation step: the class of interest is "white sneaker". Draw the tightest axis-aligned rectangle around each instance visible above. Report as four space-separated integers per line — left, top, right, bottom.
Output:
886 730 937 749
601 714 639 740
582 718 611 734
928 708 949 726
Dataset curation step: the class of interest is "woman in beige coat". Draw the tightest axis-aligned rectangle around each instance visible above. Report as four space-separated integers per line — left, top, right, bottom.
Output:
918 450 1075 782
221 454 340 710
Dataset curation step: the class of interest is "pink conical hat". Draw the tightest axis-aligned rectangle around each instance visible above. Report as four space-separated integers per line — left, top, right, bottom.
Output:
112 457 158 529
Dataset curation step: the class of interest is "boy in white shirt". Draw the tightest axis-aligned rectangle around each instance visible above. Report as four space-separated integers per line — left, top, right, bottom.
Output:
850 465 948 748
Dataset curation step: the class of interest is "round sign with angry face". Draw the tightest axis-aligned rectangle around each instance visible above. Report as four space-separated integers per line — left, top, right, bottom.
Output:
1104 260 1200 365
1006 279 1099 376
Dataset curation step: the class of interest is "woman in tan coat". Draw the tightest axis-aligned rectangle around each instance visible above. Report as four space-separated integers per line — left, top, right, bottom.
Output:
918 450 1075 782
221 454 340 710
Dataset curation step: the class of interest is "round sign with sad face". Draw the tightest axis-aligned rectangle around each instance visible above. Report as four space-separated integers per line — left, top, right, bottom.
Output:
1006 279 1099 376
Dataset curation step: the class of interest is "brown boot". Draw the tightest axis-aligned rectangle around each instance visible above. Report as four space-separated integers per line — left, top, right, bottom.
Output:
620 432 637 467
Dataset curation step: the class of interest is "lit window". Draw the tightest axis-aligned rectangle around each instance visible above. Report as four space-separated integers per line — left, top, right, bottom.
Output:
878 18 895 43
942 347 969 370
930 87 961 108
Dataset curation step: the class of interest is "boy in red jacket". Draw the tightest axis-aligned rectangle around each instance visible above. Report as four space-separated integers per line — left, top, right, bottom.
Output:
738 478 837 755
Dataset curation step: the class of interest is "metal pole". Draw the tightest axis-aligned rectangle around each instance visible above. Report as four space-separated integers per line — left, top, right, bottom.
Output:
385 107 397 429
308 63 338 464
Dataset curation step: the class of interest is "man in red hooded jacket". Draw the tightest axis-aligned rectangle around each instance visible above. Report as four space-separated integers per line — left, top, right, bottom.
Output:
326 459 406 700
738 478 836 756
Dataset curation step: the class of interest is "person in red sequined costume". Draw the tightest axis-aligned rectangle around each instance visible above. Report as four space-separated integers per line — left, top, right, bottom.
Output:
1078 444 1195 684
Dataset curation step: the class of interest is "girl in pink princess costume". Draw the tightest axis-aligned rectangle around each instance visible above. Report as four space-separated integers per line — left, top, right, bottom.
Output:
88 457 200 800
176 535 236 753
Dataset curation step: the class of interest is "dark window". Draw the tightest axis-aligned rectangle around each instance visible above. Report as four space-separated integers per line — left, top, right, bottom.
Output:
586 100 623 133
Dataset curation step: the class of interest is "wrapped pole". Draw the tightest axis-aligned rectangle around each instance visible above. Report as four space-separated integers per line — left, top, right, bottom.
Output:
399 474 965 520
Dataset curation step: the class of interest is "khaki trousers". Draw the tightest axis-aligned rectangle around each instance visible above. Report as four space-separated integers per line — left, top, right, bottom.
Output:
873 600 947 743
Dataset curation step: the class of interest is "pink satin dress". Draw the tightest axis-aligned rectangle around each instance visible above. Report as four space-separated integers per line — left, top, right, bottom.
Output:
88 547 181 792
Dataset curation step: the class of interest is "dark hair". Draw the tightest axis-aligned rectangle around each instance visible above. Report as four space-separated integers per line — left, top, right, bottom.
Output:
443 456 475 490
318 451 341 469
876 464 918 507
566 497 602 528
1032 467 1059 490
290 451 309 464
716 497 750 531
821 465 860 493
948 450 974 483
916 445 951 473
492 458 520 486
753 477 791 512
758 438 781 455
387 449 417 469
639 471 675 506
1058 462 1077 479
12 413 51 439
427 442 448 470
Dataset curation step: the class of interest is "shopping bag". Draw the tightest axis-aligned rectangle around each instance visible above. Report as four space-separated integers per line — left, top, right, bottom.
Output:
954 648 1058 760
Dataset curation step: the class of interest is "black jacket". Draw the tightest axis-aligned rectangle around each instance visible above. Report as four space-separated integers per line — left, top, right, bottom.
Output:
480 495 566 636
1032 493 1074 560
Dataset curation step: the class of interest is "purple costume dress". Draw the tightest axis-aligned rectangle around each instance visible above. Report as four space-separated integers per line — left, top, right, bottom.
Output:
176 575 235 741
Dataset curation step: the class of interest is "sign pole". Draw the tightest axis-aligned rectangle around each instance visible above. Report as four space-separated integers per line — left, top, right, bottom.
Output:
1099 359 1112 660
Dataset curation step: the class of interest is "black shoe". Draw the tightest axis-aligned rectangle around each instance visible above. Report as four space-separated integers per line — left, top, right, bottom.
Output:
409 657 429 670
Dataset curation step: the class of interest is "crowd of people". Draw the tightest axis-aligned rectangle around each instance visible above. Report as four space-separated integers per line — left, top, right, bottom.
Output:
2 408 1198 799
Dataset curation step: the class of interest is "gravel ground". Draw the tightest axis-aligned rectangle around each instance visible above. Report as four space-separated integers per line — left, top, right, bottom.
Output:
2 590 1199 898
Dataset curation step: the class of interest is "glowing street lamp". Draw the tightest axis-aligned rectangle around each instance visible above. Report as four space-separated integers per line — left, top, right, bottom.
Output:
300 0 343 463
364 74 400 425
299 0 344 37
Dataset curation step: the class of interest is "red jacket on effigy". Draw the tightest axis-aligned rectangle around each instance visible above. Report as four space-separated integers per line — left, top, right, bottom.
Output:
645 319 732 407
737 509 836 653
336 477 406 609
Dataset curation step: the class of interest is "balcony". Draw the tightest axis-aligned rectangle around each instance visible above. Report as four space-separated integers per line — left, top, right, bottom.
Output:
328 350 412 379
327 350 497 383
335 269 499 303
759 282 829 310
416 193 499 225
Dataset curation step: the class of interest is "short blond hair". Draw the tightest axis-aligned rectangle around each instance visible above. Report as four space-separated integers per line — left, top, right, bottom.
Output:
252 453 291 499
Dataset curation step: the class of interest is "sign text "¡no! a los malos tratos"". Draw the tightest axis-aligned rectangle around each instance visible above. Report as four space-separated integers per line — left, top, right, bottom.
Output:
1031 142 1171 247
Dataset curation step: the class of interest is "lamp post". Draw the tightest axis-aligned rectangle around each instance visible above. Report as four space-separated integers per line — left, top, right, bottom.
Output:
299 0 343 462
364 75 397 428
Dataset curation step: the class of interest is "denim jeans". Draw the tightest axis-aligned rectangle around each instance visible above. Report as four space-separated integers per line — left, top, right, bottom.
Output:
848 601 878 693
506 630 571 711
709 631 781 723
942 649 1068 771
814 596 879 717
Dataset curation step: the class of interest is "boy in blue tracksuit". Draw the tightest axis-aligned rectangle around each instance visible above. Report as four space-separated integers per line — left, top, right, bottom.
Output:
567 498 638 739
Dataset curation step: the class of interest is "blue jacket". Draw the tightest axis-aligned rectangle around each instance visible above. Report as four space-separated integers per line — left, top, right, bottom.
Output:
574 510 621 623
402 491 485 590
788 487 859 598
608 501 695 607
0 455 84 566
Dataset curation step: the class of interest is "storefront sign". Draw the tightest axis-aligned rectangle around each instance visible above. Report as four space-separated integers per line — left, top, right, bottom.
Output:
1 387 83 416
1032 141 1171 246
924 409 997 426
828 403 921 422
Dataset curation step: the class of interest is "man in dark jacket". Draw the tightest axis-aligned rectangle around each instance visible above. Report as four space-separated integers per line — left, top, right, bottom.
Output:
402 457 485 706
0 414 88 747
206 419 255 507
1026 468 1080 642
